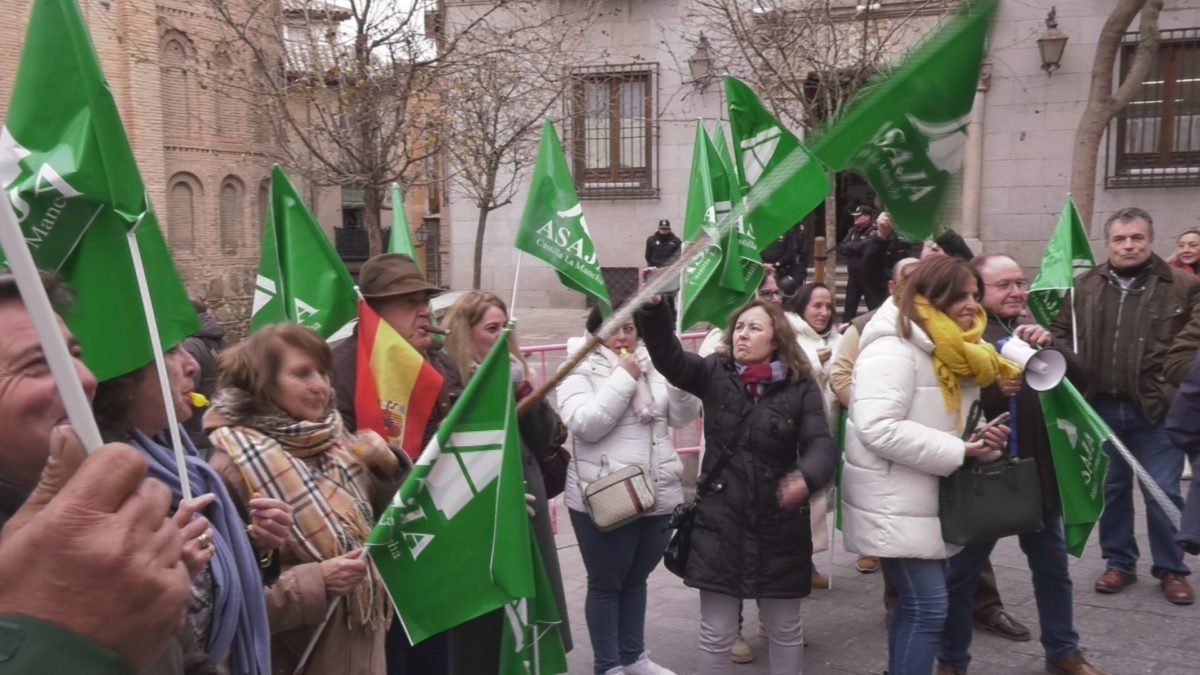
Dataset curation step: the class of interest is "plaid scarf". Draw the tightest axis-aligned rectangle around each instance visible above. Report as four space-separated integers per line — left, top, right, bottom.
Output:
207 393 390 628
736 361 787 400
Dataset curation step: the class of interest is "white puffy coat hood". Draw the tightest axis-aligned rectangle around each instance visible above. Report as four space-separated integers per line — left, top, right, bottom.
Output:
556 336 701 516
840 298 974 559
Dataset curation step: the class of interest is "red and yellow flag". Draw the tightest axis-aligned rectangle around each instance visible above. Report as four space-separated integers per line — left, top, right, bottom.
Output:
354 299 444 457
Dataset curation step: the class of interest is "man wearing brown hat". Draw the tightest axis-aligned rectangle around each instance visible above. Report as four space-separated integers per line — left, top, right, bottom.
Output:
331 253 459 675
331 252 463 444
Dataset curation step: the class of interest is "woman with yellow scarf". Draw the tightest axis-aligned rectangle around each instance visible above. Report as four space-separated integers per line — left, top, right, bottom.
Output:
839 255 1018 675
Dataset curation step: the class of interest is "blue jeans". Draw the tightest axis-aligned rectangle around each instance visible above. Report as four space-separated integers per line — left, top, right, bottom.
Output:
570 509 672 674
1092 395 1189 578
939 512 1078 668
880 557 948 675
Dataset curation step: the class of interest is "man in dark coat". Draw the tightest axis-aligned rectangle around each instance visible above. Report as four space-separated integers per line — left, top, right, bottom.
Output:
644 219 682 268
329 253 460 675
761 223 807 294
936 253 1103 675
1050 207 1198 605
837 205 876 321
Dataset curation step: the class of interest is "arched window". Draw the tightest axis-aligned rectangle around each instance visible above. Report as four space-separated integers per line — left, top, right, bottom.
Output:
212 47 238 139
166 173 202 255
219 176 244 255
257 178 270 226
160 33 197 140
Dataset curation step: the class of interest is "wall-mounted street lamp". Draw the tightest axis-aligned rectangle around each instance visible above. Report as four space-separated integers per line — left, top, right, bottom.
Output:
1037 7 1069 75
688 32 715 92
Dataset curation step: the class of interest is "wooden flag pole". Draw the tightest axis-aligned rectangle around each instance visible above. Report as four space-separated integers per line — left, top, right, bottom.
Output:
0 199 104 452
126 228 193 501
510 251 524 323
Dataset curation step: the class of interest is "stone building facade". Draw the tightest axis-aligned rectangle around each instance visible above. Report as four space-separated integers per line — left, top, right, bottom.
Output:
442 0 1200 309
0 0 435 338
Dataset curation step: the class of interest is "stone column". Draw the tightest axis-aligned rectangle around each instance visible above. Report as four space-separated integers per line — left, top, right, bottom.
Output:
960 63 991 248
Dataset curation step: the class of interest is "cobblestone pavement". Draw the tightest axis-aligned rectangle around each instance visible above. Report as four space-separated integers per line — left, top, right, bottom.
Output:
550 495 1199 675
518 309 1200 674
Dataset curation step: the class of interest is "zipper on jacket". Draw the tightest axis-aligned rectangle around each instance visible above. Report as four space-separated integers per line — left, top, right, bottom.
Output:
1110 290 1126 393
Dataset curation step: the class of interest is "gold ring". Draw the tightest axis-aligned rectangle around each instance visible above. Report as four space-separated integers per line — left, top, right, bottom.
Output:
197 532 212 549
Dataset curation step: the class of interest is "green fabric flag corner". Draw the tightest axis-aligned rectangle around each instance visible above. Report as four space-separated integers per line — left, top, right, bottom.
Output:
809 0 998 242
367 329 535 644
725 77 830 249
0 0 196 381
1039 380 1111 557
498 539 569 675
388 183 419 261
1029 197 1095 327
679 121 763 331
513 120 611 315
251 165 358 339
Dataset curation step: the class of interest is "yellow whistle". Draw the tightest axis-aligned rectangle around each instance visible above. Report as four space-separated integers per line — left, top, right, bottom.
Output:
188 392 209 408
619 347 628 356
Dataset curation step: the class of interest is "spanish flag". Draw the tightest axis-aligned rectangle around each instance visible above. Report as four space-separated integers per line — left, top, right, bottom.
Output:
355 299 444 457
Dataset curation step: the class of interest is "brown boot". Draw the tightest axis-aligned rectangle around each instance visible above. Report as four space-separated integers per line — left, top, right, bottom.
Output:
936 662 967 675
855 554 879 573
1160 572 1194 605
1045 650 1105 675
811 565 830 589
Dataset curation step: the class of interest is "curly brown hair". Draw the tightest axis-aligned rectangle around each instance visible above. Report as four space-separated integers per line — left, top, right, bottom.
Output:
719 299 812 381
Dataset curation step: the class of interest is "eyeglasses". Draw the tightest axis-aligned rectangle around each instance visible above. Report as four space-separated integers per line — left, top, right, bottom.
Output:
984 279 1030 292
758 290 782 299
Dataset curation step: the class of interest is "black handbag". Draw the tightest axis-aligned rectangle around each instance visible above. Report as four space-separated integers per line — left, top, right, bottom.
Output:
939 456 1045 547
663 407 763 578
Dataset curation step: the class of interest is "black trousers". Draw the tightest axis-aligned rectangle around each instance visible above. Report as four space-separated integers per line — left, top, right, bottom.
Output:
843 269 867 322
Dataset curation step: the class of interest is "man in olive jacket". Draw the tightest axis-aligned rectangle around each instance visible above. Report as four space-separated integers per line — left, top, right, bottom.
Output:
1049 207 1199 605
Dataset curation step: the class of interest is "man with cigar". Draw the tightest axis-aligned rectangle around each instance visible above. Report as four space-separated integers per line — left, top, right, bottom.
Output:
331 253 461 675
333 253 463 442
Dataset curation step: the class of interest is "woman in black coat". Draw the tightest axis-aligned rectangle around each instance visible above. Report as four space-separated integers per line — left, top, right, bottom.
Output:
638 297 837 675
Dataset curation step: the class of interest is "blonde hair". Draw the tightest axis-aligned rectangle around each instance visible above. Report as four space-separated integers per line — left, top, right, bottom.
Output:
442 291 528 383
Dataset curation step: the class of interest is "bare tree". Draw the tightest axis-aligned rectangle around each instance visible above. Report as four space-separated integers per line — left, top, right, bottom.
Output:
206 0 504 258
1070 0 1164 230
678 0 949 277
440 5 602 289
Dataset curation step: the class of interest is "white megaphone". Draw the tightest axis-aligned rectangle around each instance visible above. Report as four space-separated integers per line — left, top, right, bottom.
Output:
999 336 1067 391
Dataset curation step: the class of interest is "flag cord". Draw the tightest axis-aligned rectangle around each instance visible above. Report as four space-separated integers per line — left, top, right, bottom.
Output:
0 201 104 452
1106 433 1182 528
126 230 192 501
510 251 524 323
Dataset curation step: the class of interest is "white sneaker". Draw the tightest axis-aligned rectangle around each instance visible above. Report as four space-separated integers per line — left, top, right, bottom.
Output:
602 667 625 675
623 651 676 675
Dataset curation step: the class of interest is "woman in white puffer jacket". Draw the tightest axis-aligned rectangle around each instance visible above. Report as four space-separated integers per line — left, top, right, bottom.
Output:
790 282 842 588
840 256 1016 675
557 307 701 675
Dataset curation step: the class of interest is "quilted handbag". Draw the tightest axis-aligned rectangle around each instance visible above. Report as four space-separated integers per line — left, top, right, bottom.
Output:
580 461 657 532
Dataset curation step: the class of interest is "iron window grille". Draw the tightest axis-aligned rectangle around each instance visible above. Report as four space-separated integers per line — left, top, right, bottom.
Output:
1107 27 1200 189
567 63 659 199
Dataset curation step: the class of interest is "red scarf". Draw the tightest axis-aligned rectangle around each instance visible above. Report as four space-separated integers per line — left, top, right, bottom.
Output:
739 363 775 401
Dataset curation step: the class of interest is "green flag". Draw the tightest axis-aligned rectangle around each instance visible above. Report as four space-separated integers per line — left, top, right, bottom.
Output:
679 121 762 331
388 183 419 260
1029 197 1095 327
251 165 357 338
1039 380 1111 557
367 329 533 643
0 0 196 381
809 0 997 242
498 540 569 675
724 76 830 248
514 120 611 314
